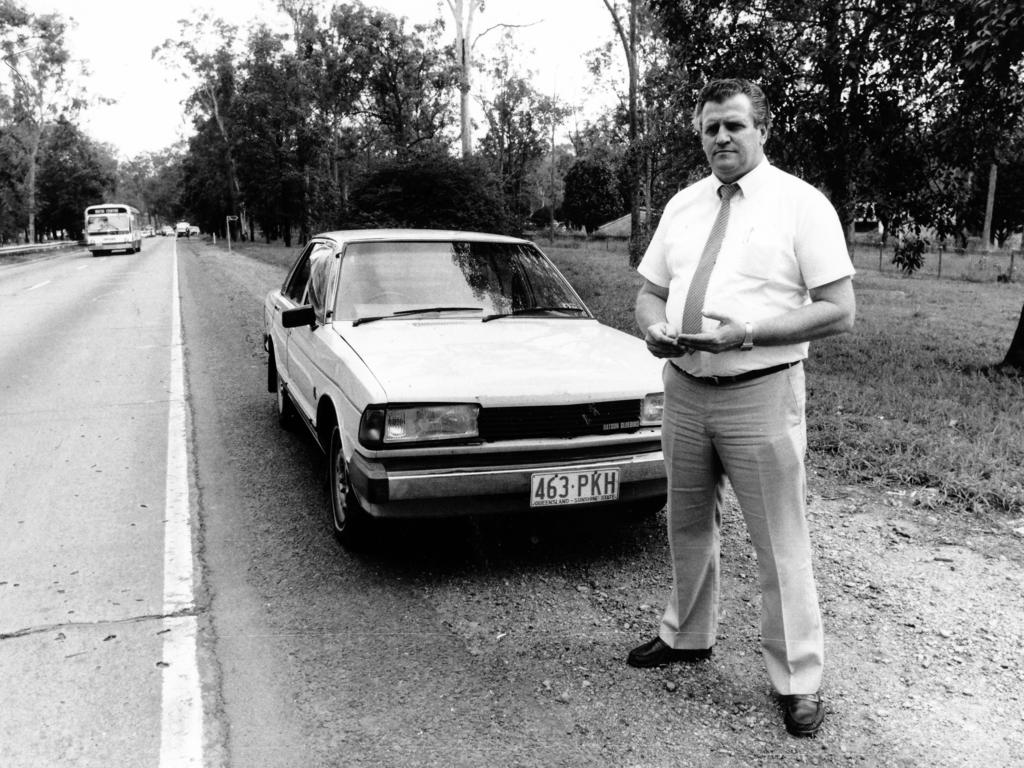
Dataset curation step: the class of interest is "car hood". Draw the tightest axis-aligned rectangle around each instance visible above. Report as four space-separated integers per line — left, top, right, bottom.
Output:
338 318 663 405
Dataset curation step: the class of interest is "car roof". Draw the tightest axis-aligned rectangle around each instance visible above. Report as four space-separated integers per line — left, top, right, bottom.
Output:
312 228 531 247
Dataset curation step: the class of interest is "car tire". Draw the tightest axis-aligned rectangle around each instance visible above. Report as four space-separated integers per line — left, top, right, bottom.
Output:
327 425 372 549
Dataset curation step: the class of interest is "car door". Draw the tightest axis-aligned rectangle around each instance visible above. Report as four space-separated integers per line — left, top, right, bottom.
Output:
269 241 320 393
286 241 339 425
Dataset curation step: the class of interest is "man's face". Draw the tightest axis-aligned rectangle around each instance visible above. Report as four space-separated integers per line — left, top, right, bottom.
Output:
699 94 767 183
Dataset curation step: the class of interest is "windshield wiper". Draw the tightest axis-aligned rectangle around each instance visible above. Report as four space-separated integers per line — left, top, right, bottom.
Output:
481 306 588 322
352 306 482 327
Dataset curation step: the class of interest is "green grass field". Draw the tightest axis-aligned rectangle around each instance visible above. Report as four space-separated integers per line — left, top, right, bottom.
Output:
233 236 1024 518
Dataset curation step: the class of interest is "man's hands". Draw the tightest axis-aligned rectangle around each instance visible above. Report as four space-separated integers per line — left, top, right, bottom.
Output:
645 312 745 358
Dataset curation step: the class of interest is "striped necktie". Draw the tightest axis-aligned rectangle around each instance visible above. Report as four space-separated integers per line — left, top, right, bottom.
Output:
680 183 739 334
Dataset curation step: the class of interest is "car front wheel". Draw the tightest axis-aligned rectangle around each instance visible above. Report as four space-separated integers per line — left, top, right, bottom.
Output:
327 425 372 549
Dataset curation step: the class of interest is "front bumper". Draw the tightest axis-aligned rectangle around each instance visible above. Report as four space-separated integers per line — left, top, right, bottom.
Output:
348 445 666 518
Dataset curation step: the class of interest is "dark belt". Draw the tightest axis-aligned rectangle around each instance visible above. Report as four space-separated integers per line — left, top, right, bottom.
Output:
671 360 800 386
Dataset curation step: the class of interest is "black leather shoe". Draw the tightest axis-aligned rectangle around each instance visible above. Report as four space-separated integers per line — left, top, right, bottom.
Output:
781 693 825 737
626 637 713 668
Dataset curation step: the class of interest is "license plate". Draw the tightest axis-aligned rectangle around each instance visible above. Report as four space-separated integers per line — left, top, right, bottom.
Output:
529 468 620 507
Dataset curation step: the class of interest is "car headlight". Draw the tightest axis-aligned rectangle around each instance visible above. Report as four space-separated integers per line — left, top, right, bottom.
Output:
359 404 480 448
640 393 664 425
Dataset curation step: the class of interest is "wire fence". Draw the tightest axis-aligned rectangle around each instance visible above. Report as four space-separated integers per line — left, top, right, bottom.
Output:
850 240 1019 282
535 231 1021 284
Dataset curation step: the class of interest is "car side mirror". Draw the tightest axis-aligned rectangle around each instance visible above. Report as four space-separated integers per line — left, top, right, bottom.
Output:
282 305 317 328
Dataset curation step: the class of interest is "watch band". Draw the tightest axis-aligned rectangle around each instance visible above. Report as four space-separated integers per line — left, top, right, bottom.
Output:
740 321 754 351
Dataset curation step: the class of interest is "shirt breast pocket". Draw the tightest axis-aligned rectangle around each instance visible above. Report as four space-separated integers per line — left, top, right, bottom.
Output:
734 228 798 285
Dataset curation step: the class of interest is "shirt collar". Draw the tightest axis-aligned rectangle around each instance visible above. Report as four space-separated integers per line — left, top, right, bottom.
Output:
712 158 771 199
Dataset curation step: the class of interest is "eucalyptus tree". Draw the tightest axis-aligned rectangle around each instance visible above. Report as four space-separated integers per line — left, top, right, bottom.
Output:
35 116 116 240
1 4 81 243
154 15 243 220
601 0 650 263
477 36 548 221
231 24 304 243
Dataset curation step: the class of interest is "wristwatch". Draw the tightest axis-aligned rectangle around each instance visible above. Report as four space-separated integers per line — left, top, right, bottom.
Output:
740 321 754 351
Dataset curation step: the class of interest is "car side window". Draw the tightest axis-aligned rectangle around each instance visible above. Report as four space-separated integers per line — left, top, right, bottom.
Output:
282 243 315 303
281 241 335 308
303 243 336 324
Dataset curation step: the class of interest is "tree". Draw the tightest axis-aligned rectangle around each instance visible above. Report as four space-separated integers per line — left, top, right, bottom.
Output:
345 151 510 233
1 5 82 243
944 0 1024 369
35 116 115 239
444 0 539 158
154 15 243 220
478 36 548 222
601 0 648 264
561 158 621 234
138 147 185 227
360 13 457 155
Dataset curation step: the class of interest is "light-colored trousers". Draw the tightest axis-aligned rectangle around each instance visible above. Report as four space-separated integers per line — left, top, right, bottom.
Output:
657 362 823 695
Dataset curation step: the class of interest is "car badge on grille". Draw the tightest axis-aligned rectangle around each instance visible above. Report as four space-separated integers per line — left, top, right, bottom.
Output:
581 403 601 426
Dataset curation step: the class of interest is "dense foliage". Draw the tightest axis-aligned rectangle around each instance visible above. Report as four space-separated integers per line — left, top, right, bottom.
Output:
344 152 511 233
3 0 1024 269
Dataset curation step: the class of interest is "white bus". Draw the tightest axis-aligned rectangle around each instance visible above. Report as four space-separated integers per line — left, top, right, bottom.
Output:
84 203 143 256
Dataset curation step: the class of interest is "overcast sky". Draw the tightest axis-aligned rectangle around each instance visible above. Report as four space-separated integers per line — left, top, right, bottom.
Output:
24 0 618 158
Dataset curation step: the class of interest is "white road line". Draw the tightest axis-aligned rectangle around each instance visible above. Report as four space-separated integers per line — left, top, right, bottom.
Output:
27 280 50 291
159 241 204 767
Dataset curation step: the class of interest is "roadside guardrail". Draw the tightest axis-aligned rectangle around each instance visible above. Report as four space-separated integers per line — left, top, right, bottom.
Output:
0 241 81 256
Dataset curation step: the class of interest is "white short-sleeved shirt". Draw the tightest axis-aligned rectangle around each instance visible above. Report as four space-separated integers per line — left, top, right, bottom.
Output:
637 159 854 376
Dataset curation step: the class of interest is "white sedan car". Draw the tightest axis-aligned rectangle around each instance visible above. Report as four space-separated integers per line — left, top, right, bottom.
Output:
264 229 666 547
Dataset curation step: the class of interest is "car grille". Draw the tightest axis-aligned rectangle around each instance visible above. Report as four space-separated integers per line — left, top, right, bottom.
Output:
478 400 643 441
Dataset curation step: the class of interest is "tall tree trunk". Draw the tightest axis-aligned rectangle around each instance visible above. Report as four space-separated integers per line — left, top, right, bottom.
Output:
25 133 38 243
982 162 997 252
603 0 643 265
448 0 477 158
204 84 241 214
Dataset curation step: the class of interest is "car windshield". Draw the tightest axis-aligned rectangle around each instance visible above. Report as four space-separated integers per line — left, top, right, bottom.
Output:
335 240 590 323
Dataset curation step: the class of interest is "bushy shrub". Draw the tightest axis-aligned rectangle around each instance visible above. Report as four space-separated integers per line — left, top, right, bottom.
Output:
345 153 512 234
892 235 927 275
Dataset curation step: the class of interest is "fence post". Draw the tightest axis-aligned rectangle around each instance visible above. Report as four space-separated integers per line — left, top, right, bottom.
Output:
937 246 943 279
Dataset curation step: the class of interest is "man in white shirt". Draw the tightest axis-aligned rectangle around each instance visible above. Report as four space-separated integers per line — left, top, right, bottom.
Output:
630 78 855 738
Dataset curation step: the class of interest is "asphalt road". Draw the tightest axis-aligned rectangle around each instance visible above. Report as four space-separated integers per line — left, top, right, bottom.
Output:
0 240 181 765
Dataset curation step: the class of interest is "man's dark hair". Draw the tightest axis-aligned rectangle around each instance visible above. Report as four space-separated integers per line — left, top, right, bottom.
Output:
692 78 772 134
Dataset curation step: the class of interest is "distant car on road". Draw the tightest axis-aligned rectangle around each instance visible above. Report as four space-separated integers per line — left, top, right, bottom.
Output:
188 226 200 237
175 221 190 237
263 229 666 548
160 226 174 236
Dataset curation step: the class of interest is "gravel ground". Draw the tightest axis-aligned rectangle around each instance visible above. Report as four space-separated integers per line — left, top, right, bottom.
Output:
371 470 1024 767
